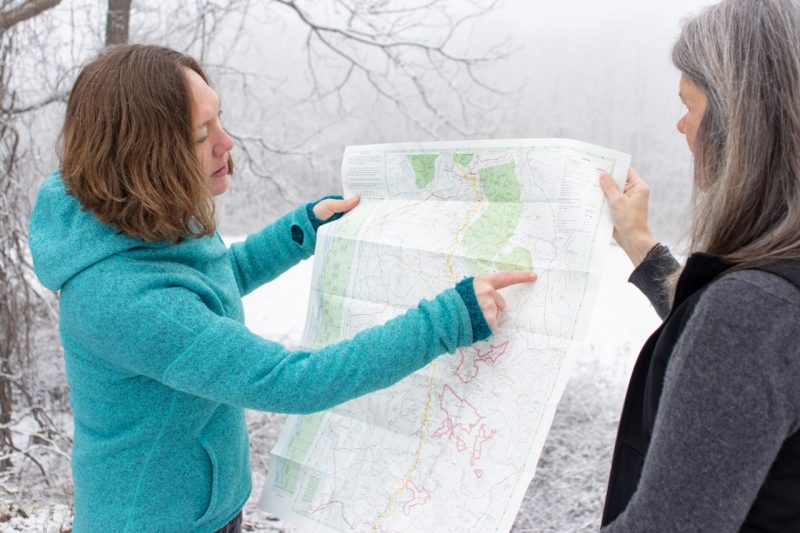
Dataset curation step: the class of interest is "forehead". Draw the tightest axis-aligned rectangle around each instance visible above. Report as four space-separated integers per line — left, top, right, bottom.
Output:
184 68 219 127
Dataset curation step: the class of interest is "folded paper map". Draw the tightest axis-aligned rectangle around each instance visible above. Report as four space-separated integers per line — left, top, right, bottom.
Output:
260 138 629 532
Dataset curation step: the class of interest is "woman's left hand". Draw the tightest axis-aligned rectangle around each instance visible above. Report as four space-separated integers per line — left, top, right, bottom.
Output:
600 168 656 266
313 195 361 221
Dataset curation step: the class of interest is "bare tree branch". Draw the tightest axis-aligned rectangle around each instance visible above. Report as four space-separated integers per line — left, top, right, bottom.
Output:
0 0 61 32
0 89 66 114
275 0 495 63
266 0 513 138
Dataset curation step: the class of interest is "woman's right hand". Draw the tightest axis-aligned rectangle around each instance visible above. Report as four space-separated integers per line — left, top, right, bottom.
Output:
473 271 538 332
313 195 360 221
599 167 658 267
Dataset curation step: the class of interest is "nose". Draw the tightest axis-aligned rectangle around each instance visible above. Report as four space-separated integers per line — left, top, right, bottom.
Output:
213 128 235 158
677 115 686 135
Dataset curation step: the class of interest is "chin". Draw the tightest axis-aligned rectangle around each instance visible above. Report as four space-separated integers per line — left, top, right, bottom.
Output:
209 175 229 196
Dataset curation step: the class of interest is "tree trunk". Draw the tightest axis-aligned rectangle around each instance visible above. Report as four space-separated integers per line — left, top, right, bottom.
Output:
105 0 131 46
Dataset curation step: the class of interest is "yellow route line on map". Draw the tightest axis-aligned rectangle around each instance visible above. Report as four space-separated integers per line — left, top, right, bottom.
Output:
371 162 483 531
371 361 438 532
444 164 483 282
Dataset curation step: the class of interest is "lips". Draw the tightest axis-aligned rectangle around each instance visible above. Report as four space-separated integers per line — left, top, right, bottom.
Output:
211 164 227 178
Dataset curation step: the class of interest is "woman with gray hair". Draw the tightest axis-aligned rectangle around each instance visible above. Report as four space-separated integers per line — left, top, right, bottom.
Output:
598 0 800 530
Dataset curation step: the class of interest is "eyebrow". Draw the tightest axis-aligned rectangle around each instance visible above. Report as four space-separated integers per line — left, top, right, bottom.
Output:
200 114 216 128
195 108 221 131
194 93 222 130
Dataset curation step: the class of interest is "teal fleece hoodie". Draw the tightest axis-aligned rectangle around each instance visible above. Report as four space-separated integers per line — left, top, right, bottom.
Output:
29 172 487 532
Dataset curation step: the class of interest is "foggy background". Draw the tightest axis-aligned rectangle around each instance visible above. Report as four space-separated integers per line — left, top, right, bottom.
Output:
20 0 715 245
210 0 708 246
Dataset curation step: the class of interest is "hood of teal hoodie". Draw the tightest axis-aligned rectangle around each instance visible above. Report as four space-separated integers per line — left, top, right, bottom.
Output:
29 172 149 291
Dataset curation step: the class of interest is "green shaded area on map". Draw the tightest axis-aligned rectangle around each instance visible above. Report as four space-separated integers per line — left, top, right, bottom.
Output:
482 162 521 202
302 475 321 503
453 153 474 166
409 154 437 188
463 161 532 274
311 205 372 347
315 244 355 347
496 247 534 272
274 208 374 502
274 412 325 494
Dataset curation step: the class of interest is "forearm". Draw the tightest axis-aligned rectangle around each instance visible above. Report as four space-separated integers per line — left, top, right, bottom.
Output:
162 287 478 414
227 204 316 296
228 197 348 296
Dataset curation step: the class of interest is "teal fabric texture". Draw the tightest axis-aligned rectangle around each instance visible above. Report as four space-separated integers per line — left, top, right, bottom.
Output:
29 172 482 532
455 276 492 342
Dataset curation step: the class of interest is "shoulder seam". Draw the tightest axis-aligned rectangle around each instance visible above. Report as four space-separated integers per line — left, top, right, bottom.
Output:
713 270 800 309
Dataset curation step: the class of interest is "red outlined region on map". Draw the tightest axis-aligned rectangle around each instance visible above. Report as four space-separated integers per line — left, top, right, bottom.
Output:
432 385 497 475
401 480 432 515
454 339 511 383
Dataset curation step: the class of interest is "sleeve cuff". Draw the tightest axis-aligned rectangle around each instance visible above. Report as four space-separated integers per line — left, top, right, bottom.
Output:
291 196 345 246
306 195 345 233
628 244 681 318
455 276 492 342
628 244 680 290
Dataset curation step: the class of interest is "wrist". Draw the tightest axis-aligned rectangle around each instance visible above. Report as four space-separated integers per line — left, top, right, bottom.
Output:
307 195 343 232
454 277 492 342
620 232 657 267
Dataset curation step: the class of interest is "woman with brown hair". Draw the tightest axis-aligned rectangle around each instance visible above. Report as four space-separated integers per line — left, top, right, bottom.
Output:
598 0 800 530
28 45 535 532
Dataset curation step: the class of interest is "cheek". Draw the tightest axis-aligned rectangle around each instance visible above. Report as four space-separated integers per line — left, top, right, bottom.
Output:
688 116 702 139
194 145 211 167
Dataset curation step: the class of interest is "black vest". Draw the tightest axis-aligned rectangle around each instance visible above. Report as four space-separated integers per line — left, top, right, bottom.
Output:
601 253 800 530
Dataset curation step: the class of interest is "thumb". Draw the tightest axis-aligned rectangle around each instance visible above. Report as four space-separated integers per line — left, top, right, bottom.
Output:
599 172 623 203
313 195 360 220
330 195 360 214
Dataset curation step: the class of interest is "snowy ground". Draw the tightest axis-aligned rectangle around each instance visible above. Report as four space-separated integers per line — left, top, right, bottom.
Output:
1 243 662 532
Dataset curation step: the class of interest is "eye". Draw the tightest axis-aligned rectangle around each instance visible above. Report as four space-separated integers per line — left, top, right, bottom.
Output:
195 127 209 144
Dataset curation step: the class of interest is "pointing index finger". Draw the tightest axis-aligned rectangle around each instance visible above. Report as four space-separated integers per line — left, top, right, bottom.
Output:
486 271 538 290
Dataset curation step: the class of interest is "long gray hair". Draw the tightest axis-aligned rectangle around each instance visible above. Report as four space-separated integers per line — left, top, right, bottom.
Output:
672 0 800 267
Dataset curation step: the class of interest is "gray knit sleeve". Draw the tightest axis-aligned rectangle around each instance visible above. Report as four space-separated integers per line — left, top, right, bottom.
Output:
602 270 800 532
628 245 681 319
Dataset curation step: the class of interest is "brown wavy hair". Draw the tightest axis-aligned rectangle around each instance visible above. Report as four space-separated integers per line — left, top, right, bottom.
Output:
59 44 233 242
